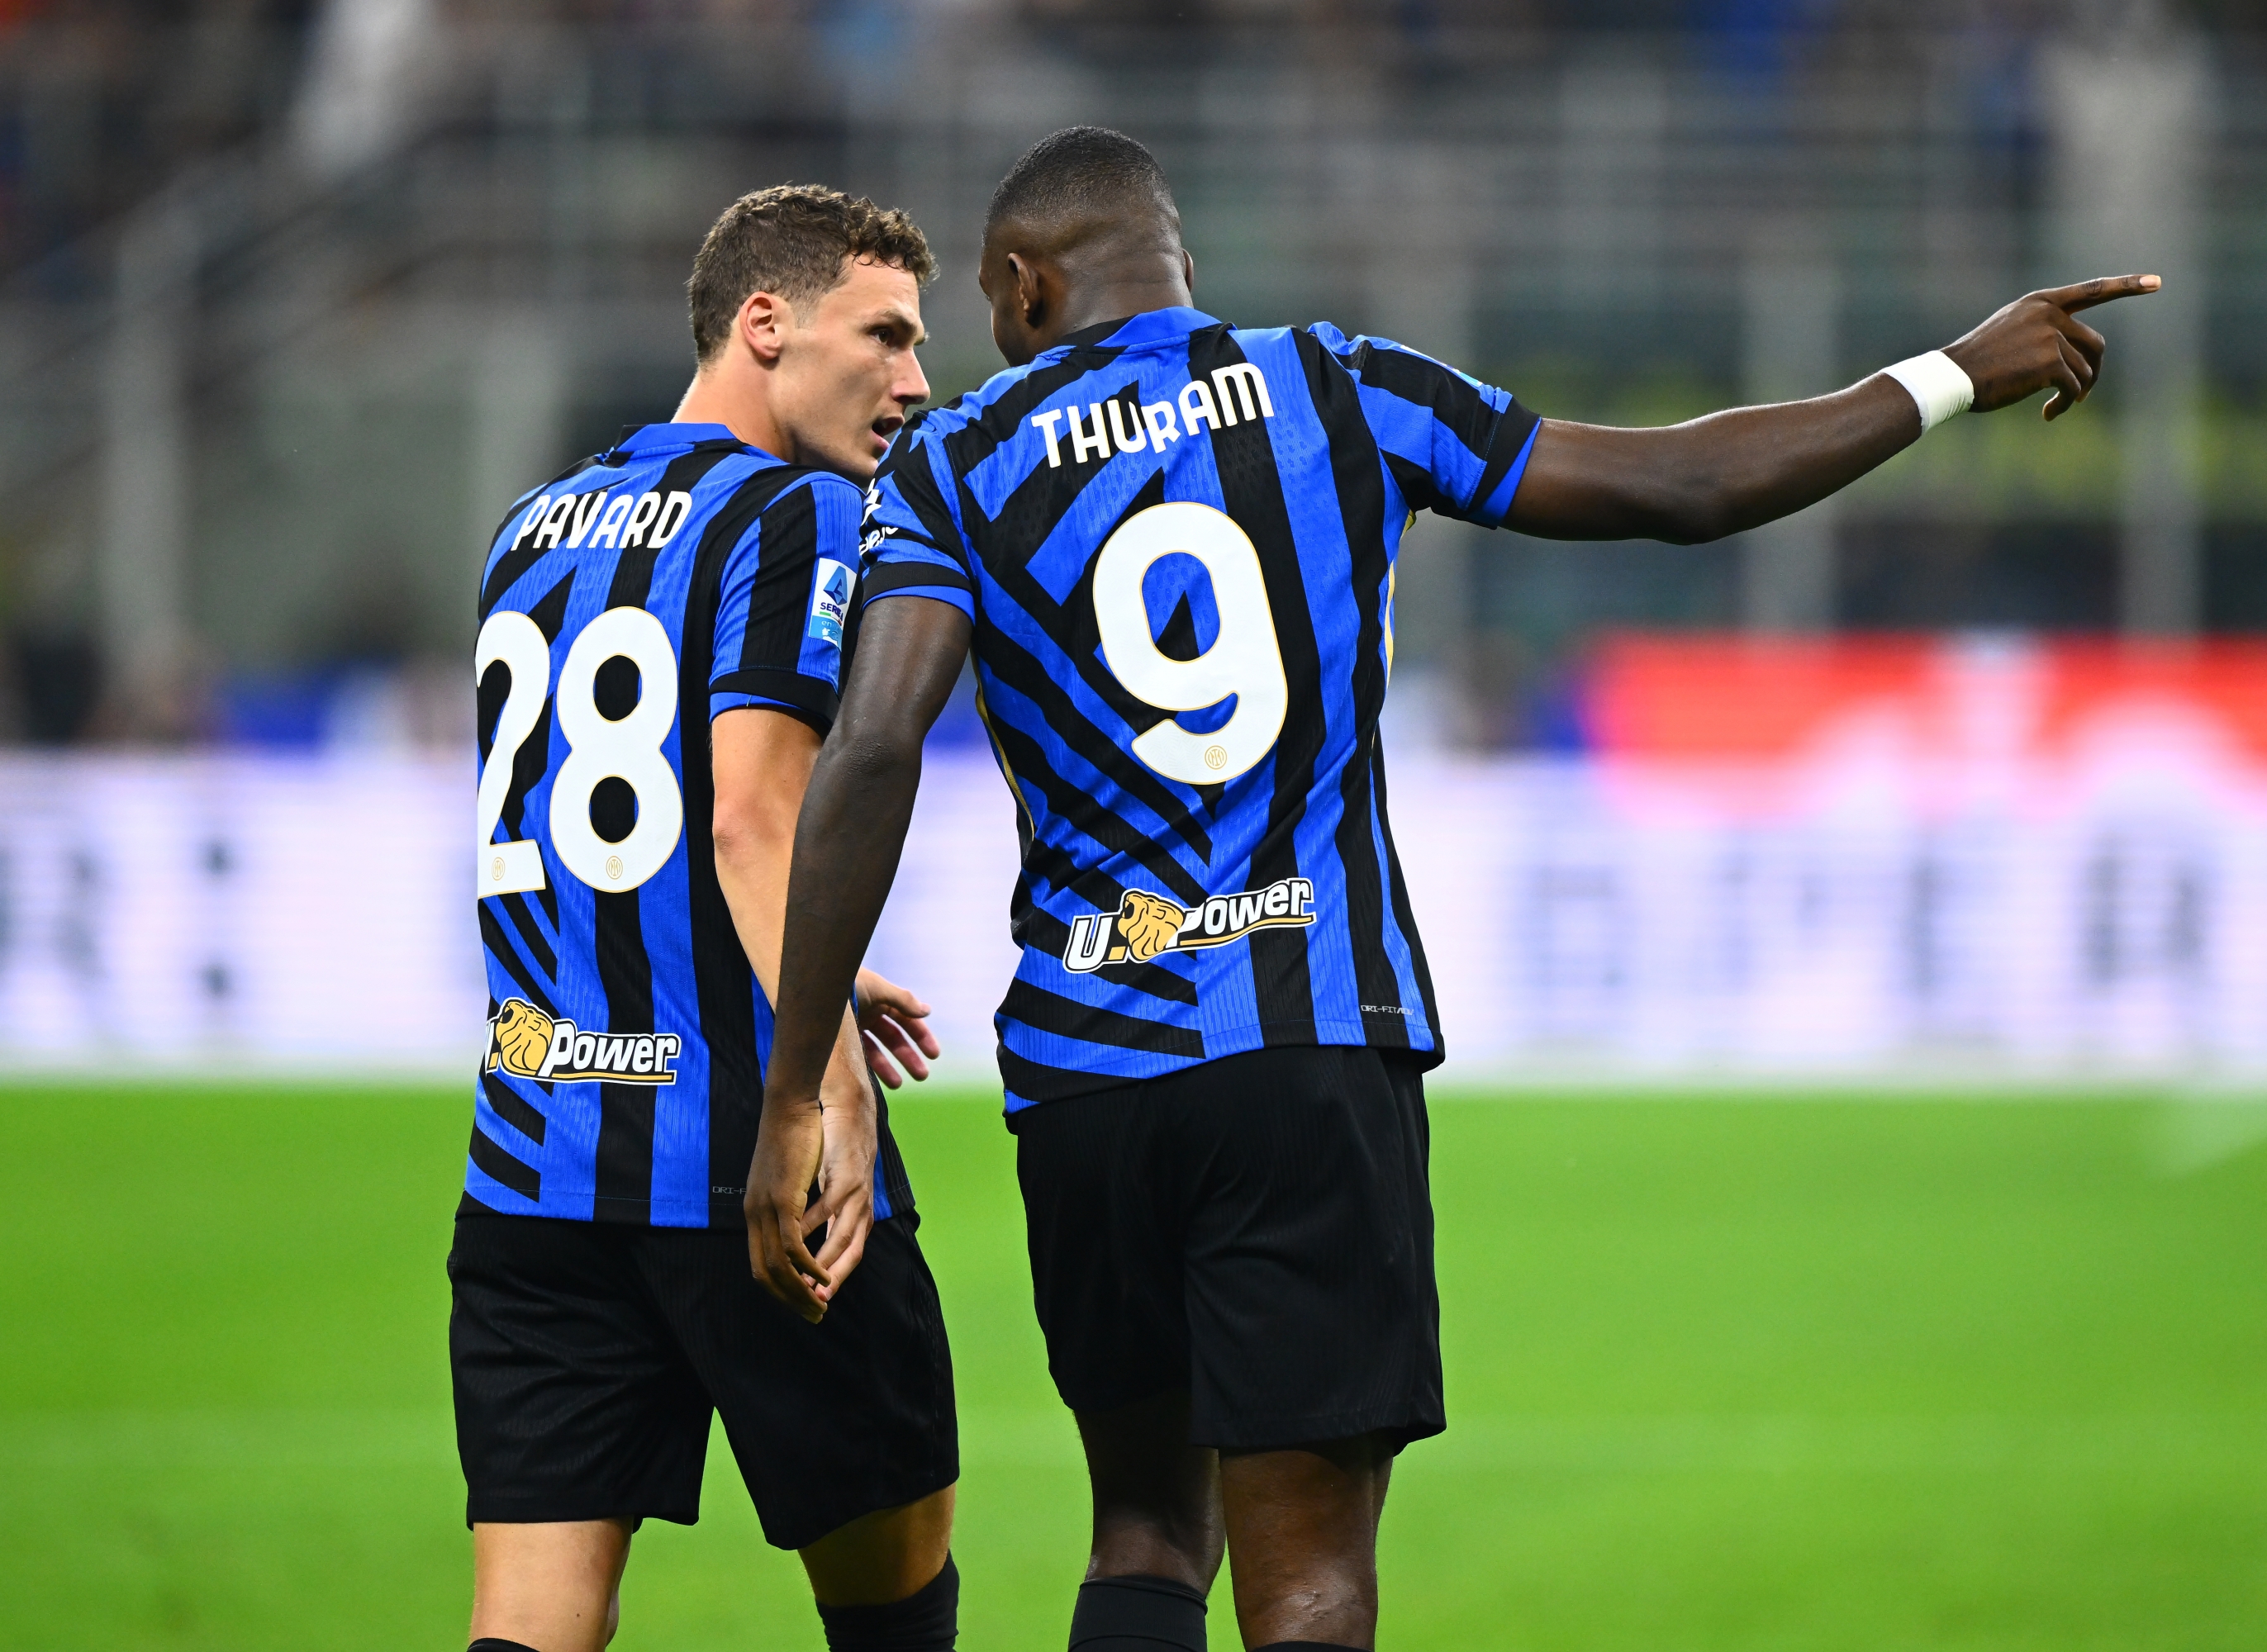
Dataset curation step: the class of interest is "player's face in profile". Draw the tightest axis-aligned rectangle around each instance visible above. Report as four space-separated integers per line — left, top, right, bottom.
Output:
777 257 929 481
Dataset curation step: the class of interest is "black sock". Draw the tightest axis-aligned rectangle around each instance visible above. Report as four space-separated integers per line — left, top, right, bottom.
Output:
468 1641 544 1652
1068 1573 1207 1651
816 1553 959 1652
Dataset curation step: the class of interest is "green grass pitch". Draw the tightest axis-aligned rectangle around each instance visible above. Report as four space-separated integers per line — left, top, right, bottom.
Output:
3 1081 2265 1650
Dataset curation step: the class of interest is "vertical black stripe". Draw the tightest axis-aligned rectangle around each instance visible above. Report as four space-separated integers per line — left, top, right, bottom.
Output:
1301 331 1413 1046
1190 323 1319 1042
590 446 734 1223
736 481 818 673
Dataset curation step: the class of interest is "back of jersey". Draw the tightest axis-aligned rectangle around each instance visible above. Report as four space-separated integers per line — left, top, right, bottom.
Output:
470 422 870 1227
862 306 1539 1109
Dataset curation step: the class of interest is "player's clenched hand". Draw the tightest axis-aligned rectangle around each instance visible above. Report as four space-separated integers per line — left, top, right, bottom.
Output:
744 1094 833 1323
854 966 940 1089
1941 273 2160 422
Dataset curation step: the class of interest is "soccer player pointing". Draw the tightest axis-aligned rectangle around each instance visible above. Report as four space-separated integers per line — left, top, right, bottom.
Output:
753 128 2153 1652
457 188 958 1652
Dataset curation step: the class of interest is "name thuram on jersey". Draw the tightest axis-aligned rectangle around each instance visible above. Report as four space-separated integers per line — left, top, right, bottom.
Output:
1064 877 1317 972
1028 361 1276 469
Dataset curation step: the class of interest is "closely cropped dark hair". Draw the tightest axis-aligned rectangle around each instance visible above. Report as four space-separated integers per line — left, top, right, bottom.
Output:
687 183 934 363
986 126 1178 237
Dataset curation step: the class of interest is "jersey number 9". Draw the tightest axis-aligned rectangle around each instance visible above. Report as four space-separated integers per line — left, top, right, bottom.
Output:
1093 501 1288 786
476 606 685 898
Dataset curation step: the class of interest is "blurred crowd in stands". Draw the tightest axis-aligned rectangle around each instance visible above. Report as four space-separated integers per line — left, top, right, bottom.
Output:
0 1 2247 293
0 0 2255 748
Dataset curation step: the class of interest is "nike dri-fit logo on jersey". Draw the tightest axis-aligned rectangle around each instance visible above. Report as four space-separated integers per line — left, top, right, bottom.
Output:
807 559 853 646
486 999 683 1085
1063 876 1316 973
1029 363 1276 469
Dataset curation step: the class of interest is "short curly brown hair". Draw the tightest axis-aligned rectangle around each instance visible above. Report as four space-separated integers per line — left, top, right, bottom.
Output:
687 184 934 363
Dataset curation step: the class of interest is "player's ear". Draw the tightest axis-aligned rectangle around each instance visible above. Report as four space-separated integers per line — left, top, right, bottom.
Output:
1008 254 1045 325
737 287 790 366
1182 247 1195 293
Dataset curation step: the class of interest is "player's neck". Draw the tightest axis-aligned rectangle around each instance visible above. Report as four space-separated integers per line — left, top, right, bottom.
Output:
672 365 791 462
1043 275 1194 350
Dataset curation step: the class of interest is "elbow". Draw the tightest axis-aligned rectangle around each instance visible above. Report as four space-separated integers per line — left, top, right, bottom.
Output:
711 796 794 866
825 721 926 795
1652 476 1745 545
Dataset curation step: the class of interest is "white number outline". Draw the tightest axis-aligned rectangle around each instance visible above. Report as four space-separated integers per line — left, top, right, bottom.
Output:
549 607 684 893
1093 501 1288 785
475 611 551 897
475 606 686 898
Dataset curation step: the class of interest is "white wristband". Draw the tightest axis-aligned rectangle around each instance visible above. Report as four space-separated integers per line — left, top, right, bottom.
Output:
1880 350 1975 434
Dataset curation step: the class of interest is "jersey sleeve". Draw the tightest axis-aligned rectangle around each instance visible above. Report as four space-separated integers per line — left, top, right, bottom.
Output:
708 473 862 733
1319 328 1542 530
858 422 977 620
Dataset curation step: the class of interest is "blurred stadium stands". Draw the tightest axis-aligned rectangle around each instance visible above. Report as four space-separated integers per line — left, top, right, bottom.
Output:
2 0 2266 1075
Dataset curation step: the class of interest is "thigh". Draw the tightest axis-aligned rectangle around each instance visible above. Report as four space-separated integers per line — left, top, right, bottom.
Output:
1177 1046 1443 1452
449 1214 712 1526
469 1517 634 1652
640 1217 958 1554
1013 1087 1190 1414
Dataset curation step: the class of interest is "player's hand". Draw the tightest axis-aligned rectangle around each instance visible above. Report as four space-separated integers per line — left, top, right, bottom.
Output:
744 1094 834 1323
1941 273 2160 422
806 1067 880 1294
854 966 940 1088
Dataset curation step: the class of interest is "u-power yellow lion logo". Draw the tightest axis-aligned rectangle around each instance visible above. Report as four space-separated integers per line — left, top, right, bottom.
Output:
490 1000 555 1077
1062 876 1317 973
1116 891 1189 963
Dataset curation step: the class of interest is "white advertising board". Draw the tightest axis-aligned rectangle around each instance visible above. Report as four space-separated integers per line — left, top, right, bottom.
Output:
3 733 2264 1081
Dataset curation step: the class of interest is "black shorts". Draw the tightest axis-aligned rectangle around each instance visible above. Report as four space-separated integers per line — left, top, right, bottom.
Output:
448 1211 956 1550
1012 1043 1442 1453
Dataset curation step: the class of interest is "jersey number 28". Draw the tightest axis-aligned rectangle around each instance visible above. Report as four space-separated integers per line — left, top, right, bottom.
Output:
1093 501 1288 785
475 606 685 898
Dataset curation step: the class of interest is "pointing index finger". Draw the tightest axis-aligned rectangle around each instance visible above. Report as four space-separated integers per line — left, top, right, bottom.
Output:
2041 273 2161 313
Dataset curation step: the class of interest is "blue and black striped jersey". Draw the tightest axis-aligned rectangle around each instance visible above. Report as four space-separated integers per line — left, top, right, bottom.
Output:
468 421 908 1227
861 307 1539 1110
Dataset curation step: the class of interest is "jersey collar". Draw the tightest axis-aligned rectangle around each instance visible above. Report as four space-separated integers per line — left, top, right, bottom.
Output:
611 421 747 457
1043 306 1222 359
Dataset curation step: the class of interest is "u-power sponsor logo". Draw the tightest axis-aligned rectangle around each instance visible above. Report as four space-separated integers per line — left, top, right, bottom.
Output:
1062 876 1314 972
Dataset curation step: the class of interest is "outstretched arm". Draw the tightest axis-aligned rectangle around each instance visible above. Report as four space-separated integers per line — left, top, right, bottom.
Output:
745 595 972 1321
1506 274 2160 545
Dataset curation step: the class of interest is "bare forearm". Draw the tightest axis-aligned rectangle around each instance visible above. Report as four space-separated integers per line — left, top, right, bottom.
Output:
1505 274 2160 546
1514 376 1918 544
763 597 971 1109
766 732 925 1104
713 776 868 1099
715 828 793 1003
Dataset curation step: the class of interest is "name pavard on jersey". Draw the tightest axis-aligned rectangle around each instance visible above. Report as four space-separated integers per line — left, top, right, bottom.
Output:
469 422 910 1228
861 306 1540 1109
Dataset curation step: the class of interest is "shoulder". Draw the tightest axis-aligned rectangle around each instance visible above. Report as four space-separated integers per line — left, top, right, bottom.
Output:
1301 325 1511 411
708 463 860 560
